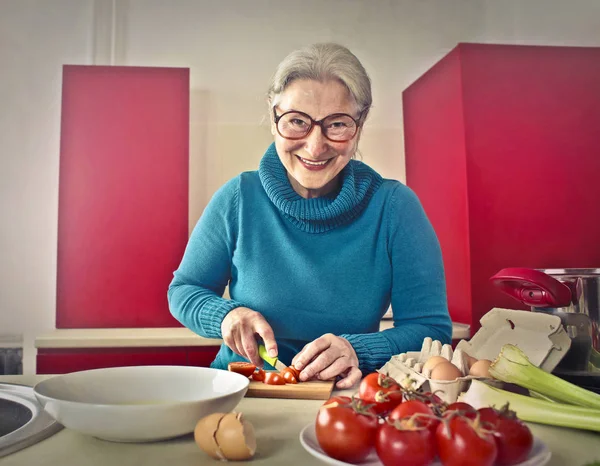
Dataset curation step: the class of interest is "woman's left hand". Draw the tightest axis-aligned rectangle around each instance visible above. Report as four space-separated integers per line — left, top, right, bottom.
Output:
291 333 361 389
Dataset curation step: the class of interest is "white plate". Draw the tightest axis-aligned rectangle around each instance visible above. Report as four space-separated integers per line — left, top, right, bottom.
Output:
299 422 551 466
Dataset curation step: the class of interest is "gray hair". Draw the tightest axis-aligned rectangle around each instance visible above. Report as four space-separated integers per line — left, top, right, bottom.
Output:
267 43 372 122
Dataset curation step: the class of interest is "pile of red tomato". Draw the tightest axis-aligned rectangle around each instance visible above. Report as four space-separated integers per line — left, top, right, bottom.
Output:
315 372 534 466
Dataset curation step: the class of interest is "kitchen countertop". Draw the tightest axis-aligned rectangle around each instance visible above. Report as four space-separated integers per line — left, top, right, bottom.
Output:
34 322 471 349
1 375 598 466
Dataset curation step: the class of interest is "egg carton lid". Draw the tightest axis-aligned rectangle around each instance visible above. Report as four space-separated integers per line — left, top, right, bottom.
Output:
454 307 571 373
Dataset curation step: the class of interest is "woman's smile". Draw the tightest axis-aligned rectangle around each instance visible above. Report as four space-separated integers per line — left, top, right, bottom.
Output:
296 155 334 170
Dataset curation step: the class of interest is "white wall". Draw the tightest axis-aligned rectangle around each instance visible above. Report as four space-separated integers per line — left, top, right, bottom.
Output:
1 0 599 374
0 0 94 373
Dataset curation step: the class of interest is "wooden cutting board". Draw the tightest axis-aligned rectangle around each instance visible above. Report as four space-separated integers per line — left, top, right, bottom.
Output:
245 379 335 400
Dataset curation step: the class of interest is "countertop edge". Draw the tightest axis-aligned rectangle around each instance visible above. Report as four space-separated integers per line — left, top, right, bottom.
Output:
34 322 470 349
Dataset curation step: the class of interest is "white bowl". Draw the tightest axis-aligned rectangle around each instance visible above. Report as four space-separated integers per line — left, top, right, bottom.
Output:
33 365 249 443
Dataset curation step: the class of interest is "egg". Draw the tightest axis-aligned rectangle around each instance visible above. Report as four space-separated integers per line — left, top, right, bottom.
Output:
194 412 256 461
463 351 479 370
469 359 493 378
421 356 449 377
429 361 463 381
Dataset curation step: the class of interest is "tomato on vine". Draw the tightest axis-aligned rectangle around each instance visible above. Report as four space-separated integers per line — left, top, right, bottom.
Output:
376 418 436 466
388 399 440 438
358 372 403 415
478 404 533 465
315 397 379 463
436 414 497 466
444 401 477 420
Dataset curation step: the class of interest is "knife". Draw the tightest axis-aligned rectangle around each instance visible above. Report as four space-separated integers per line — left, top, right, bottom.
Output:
258 344 288 372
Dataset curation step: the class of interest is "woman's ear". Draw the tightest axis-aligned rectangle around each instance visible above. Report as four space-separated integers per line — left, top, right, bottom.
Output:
268 101 277 136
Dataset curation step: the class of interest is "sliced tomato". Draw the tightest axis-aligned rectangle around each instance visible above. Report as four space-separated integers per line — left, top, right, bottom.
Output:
251 368 266 382
227 362 256 377
282 370 298 384
263 372 286 385
280 366 301 384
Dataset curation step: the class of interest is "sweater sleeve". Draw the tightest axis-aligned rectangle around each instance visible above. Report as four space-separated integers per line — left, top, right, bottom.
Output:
167 177 246 338
341 183 452 373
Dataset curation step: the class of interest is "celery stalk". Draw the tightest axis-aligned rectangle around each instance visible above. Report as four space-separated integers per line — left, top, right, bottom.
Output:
458 380 600 432
489 344 600 409
528 390 558 403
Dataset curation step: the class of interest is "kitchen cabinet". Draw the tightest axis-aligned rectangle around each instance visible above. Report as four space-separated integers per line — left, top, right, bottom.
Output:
403 43 600 332
36 347 219 375
56 65 190 329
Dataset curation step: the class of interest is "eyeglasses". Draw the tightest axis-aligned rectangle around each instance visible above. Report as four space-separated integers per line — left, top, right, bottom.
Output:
273 106 363 142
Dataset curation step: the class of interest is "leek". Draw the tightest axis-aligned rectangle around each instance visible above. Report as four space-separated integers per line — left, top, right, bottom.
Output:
489 344 600 409
458 379 600 432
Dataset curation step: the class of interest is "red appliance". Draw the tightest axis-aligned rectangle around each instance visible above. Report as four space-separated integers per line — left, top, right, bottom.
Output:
403 43 600 333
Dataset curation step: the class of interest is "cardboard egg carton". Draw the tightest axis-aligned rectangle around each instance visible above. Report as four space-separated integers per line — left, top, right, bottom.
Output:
379 308 572 404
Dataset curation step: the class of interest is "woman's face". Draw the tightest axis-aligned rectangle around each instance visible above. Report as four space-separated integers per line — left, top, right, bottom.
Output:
271 79 361 199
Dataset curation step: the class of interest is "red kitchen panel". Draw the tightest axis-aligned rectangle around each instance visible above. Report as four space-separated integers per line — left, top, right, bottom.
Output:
404 44 600 331
187 347 220 368
56 65 189 328
403 48 472 327
36 348 188 374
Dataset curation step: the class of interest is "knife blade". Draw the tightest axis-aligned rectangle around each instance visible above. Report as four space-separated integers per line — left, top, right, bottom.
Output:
258 344 288 372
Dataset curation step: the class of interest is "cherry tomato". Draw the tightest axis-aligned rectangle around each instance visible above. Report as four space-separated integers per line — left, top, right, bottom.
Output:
315 398 379 463
388 399 440 438
444 401 477 419
376 420 436 466
227 362 256 377
251 368 265 382
263 372 285 385
358 372 403 415
436 415 497 466
478 406 534 466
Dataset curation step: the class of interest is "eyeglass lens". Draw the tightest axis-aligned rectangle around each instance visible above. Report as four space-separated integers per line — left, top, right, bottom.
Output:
277 112 357 141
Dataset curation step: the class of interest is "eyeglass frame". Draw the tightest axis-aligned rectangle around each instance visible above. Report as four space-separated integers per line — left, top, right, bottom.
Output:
272 106 366 143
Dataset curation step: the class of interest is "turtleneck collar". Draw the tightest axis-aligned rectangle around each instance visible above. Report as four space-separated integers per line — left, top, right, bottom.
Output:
258 143 383 233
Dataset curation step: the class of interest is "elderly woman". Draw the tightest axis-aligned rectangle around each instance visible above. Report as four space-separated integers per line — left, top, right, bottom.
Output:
168 43 451 389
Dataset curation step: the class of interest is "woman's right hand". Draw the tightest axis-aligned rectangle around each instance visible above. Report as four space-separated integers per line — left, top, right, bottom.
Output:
221 307 277 367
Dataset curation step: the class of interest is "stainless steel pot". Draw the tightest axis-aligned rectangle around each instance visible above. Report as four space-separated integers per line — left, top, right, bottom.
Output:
491 268 600 372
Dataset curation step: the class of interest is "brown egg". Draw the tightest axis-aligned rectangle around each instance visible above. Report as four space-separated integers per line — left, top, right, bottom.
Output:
463 351 479 370
194 412 256 461
469 359 493 378
430 361 463 381
422 356 449 376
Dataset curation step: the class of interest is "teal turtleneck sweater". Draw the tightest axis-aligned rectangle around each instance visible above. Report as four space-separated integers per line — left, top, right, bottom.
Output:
168 143 452 373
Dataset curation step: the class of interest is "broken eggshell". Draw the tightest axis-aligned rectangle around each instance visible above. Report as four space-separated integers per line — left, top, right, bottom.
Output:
194 412 256 461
